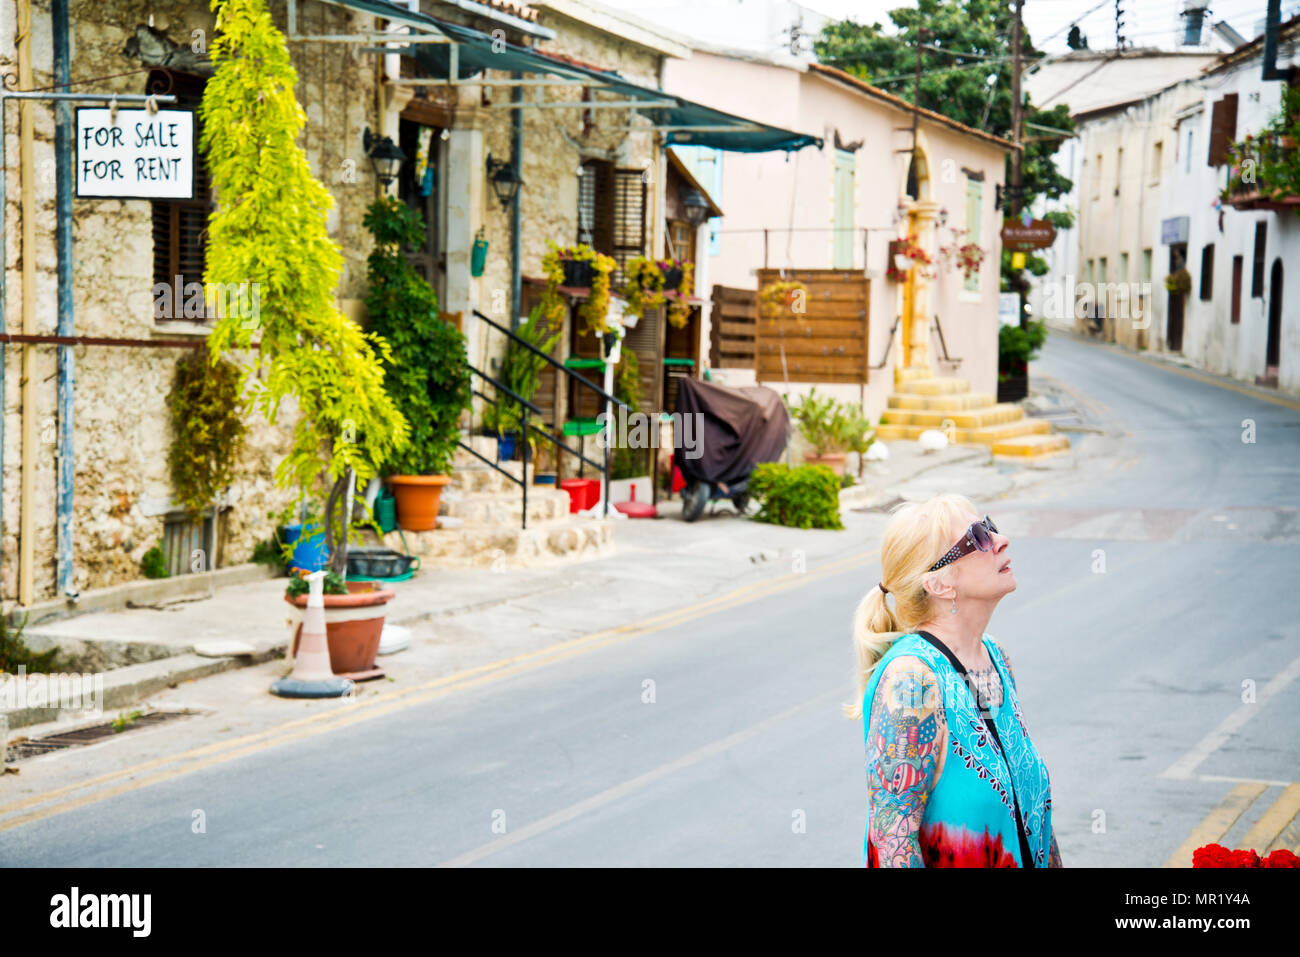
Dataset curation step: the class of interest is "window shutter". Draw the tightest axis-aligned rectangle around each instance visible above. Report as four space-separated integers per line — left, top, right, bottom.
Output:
150 70 212 321
611 168 646 287
1207 94 1238 167
581 159 616 257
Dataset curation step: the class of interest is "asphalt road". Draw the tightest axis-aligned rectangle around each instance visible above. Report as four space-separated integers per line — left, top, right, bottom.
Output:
3 333 1298 866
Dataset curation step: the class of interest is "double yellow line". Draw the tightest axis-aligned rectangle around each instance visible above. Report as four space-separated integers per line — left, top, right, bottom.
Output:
0 547 878 835
1163 780 1300 867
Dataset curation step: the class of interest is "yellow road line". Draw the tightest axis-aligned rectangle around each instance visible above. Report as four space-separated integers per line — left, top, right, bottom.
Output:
1162 781 1266 868
0 547 879 832
1239 782 1300 854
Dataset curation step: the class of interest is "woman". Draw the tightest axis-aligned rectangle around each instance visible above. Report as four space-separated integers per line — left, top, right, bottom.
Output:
847 492 1062 868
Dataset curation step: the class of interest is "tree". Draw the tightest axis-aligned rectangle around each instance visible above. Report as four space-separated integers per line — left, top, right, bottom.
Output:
201 0 408 575
815 0 1076 291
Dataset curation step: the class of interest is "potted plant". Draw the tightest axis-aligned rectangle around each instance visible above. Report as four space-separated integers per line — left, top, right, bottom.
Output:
886 234 936 282
620 255 668 321
542 242 617 335
938 226 986 280
285 570 394 679
1164 268 1192 296
362 196 472 531
758 279 809 320
665 260 696 329
202 0 407 594
787 388 851 476
997 319 1048 402
482 302 561 461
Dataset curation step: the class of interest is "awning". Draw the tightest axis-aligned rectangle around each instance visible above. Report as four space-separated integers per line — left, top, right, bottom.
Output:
411 17 821 153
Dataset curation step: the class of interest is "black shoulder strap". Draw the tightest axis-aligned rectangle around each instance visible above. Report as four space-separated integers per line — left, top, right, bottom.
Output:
915 631 1036 869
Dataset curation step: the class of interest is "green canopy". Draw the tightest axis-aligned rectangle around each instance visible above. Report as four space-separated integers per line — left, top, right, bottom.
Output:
413 17 821 154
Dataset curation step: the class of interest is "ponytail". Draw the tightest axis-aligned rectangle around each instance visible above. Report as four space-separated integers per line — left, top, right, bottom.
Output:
844 493 980 720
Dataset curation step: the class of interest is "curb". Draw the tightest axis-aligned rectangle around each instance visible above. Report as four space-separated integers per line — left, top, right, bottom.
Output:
2 649 281 733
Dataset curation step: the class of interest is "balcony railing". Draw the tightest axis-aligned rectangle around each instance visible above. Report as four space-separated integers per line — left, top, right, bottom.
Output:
1222 132 1300 212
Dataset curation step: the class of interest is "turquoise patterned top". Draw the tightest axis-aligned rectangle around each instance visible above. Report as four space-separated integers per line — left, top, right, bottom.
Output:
861 632 1053 867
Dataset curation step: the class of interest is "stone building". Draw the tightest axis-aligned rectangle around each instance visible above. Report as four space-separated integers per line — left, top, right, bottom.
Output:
1 0 813 607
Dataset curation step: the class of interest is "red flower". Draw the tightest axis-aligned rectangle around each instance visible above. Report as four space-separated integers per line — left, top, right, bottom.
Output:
1192 843 1236 867
1264 849 1300 868
1231 848 1261 868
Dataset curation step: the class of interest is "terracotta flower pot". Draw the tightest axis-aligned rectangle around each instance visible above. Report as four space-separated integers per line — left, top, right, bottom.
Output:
388 474 451 531
287 581 396 680
804 452 847 476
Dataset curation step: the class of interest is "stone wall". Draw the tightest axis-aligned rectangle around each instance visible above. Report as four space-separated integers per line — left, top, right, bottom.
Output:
0 0 385 601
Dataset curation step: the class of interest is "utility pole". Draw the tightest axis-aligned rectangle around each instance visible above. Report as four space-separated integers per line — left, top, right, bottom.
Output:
1010 0 1023 219
1011 0 1025 326
1115 0 1126 51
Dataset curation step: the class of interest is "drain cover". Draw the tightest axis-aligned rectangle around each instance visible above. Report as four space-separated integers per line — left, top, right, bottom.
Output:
4 710 199 763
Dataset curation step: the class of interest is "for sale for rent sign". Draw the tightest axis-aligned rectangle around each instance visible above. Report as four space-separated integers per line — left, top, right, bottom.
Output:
75 108 194 199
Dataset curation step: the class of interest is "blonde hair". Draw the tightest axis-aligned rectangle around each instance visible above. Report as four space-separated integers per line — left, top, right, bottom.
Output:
843 492 979 719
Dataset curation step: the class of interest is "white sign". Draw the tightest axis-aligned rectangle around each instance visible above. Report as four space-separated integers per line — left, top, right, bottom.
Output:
75 108 194 199
998 292 1021 327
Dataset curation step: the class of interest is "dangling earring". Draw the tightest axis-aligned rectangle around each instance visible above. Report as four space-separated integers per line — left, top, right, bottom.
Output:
950 597 958 616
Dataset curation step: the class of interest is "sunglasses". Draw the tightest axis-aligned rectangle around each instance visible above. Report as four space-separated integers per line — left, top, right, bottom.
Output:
928 516 999 571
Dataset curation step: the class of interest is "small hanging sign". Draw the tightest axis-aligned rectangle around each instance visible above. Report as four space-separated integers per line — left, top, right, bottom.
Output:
75 107 195 200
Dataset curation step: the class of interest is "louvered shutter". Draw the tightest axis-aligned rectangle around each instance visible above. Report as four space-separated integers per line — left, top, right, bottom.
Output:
611 168 646 287
151 70 212 320
1207 94 1238 167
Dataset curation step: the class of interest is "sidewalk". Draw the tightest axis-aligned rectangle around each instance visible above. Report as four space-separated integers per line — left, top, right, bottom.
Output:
2 396 1106 741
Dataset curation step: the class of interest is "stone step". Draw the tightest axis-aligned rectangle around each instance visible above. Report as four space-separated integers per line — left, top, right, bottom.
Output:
873 418 1055 445
439 487 571 526
880 403 1026 429
895 366 934 383
887 392 997 411
450 461 532 494
991 433 1072 457
382 516 614 569
897 377 972 396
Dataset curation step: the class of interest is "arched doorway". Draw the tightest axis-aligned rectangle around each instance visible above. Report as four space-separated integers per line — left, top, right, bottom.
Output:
1266 258 1283 382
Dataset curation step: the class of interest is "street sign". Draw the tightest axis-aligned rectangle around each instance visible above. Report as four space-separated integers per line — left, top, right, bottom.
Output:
1160 216 1189 245
1000 218 1057 251
998 293 1021 327
75 108 194 199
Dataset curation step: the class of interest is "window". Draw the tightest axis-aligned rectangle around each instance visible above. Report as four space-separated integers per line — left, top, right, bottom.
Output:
1099 257 1107 284
578 160 646 286
1207 94 1239 166
1141 249 1152 282
1115 147 1123 196
832 149 855 269
1151 142 1163 184
1199 244 1214 300
1086 259 1095 285
1186 128 1194 173
150 70 211 322
1093 154 1103 198
1231 255 1244 324
964 177 983 293
1120 252 1130 283
1252 222 1267 297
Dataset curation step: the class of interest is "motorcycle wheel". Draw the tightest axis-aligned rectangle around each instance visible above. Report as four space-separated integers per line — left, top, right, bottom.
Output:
731 492 750 514
682 482 708 523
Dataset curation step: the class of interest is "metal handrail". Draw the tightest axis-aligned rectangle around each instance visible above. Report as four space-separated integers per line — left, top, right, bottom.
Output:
870 318 901 369
932 315 962 363
473 309 629 412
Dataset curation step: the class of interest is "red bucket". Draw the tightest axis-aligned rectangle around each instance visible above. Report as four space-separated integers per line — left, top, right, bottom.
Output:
559 478 600 513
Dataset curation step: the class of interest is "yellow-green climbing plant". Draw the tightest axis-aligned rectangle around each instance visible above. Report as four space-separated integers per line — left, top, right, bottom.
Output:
200 0 408 571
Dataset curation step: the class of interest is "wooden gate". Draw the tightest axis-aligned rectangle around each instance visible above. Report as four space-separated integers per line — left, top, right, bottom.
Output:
754 269 869 384
708 284 757 369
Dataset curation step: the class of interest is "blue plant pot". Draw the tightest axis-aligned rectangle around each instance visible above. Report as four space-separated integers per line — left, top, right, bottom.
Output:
498 432 518 461
284 522 329 574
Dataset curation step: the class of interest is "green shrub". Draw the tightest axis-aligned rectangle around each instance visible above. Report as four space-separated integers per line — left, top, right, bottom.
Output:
998 318 1048 380
0 612 61 674
166 350 246 517
748 462 844 530
141 541 169 579
363 196 471 477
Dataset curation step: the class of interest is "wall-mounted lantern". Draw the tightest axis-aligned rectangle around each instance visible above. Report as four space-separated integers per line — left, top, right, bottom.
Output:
486 154 523 210
363 127 406 188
